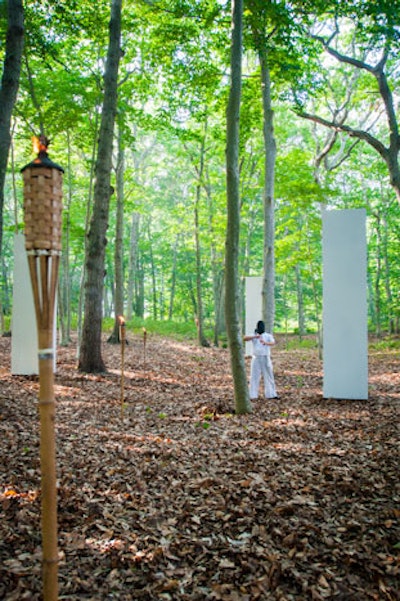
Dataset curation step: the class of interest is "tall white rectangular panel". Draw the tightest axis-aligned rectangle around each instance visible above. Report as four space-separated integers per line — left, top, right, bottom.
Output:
11 233 57 375
322 209 368 399
11 233 38 374
245 277 262 356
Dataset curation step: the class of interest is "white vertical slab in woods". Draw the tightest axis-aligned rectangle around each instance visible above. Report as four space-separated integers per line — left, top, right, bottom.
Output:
11 233 38 374
11 233 57 375
245 277 263 356
322 209 368 400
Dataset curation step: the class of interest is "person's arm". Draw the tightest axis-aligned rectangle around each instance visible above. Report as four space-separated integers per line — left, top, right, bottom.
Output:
243 333 260 342
261 334 276 346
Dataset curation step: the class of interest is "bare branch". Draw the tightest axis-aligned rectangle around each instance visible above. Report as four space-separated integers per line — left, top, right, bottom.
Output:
296 109 389 160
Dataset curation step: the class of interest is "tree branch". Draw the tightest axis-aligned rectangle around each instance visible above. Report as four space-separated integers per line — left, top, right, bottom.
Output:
296 110 389 160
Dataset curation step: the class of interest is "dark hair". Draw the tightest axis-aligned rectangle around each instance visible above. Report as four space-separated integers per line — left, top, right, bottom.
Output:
255 320 265 335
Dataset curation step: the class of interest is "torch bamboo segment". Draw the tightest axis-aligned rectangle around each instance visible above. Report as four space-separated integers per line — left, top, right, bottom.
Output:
33 256 59 601
40 254 50 328
27 255 41 326
38 327 58 601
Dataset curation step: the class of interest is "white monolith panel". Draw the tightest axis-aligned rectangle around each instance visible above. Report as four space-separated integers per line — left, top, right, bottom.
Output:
11 233 38 374
322 209 368 399
11 234 58 374
245 276 263 356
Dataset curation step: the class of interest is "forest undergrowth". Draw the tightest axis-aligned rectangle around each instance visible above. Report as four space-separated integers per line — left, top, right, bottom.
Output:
0 333 399 600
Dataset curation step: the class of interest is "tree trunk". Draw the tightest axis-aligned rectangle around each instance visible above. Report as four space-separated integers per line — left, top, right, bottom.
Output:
259 49 276 334
59 130 73 346
77 110 99 355
147 221 158 320
136 257 145 319
374 211 382 337
382 211 395 334
0 0 24 256
168 234 179 321
225 0 251 415
204 168 224 346
194 174 209 346
295 263 305 340
79 0 122 372
109 122 125 343
127 211 140 320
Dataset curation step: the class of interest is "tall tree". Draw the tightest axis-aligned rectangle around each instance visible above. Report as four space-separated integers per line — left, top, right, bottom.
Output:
259 48 276 333
225 0 252 414
79 0 122 372
0 0 24 256
108 119 125 343
245 0 310 332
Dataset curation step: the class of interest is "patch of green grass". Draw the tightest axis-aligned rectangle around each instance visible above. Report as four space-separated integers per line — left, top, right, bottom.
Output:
369 336 400 351
106 317 199 341
284 336 319 350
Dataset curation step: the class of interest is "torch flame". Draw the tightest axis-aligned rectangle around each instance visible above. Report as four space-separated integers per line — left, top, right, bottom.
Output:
32 135 50 156
118 315 125 326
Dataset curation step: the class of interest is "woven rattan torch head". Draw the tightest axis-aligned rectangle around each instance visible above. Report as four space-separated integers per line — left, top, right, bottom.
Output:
21 135 64 252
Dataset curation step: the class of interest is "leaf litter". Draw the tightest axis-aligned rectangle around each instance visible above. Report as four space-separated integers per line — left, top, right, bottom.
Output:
0 334 399 600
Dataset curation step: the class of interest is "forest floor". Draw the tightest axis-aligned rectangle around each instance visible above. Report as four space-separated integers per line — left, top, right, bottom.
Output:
0 333 399 601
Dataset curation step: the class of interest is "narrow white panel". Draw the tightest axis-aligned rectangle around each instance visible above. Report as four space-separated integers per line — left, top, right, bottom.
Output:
11 233 57 375
11 233 38 374
245 277 263 356
322 209 368 399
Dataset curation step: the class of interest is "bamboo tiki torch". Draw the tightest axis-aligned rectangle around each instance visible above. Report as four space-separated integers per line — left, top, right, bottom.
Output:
21 135 63 601
119 315 126 417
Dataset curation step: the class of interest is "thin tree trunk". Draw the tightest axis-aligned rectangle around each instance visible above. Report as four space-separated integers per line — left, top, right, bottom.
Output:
147 221 157 320
188 128 209 347
382 211 395 333
59 131 72 346
168 234 179 321
0 0 24 256
259 49 276 333
77 110 99 354
194 175 209 346
295 263 305 340
374 211 382 337
136 259 145 318
204 168 224 346
109 122 125 343
225 0 251 415
127 212 140 320
79 0 122 372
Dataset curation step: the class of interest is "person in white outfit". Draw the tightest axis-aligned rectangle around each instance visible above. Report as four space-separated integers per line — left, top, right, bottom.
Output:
244 320 279 400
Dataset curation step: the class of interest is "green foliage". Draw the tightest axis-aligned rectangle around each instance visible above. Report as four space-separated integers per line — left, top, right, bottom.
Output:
369 337 400 352
1 0 398 341
125 318 199 340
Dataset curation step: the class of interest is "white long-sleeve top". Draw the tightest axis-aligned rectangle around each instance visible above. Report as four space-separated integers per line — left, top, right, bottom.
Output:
251 332 275 357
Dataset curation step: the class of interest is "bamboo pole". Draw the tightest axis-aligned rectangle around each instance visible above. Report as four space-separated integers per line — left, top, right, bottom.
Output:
27 251 60 601
37 264 59 600
22 136 63 601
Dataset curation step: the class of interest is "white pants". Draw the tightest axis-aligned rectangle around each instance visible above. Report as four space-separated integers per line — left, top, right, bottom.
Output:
250 356 276 399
